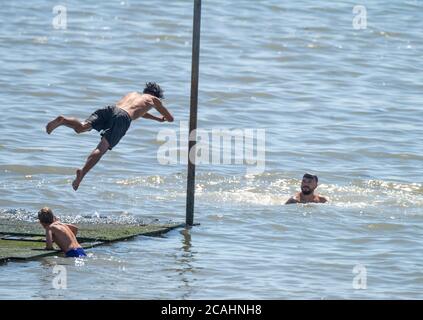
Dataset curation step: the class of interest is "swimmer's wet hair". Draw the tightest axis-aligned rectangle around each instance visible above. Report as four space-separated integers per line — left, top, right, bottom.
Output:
38 207 55 224
303 173 318 183
143 82 164 99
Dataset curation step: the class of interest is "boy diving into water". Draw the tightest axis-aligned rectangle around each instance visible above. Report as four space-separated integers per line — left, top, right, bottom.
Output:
46 82 174 191
38 207 86 258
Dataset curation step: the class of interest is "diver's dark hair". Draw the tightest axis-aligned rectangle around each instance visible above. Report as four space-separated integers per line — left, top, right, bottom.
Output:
303 173 318 183
143 82 164 99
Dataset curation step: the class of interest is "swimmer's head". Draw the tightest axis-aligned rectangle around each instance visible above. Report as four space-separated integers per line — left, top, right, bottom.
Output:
301 173 318 195
38 207 55 226
143 82 164 99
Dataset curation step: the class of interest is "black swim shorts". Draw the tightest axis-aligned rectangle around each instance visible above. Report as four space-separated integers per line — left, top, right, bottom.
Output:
85 105 132 150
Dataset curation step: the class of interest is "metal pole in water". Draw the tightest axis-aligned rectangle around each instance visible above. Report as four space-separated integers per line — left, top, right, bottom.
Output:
186 0 202 226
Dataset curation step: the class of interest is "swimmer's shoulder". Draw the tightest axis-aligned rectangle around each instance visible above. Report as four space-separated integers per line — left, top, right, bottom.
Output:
48 222 62 234
317 195 328 203
50 221 70 232
285 193 300 205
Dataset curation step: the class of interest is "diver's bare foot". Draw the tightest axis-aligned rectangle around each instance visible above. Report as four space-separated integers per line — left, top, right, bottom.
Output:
46 116 64 134
72 169 83 191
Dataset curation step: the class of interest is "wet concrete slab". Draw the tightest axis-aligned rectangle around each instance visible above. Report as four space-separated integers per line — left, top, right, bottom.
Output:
0 218 184 263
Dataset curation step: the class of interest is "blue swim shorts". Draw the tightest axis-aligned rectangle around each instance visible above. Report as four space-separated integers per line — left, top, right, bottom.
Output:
65 247 87 258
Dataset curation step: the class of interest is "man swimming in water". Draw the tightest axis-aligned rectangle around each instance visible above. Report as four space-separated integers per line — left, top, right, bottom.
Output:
38 207 86 258
285 173 328 204
46 82 174 191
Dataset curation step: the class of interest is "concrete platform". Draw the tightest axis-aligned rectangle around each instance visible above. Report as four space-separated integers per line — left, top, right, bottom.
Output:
0 218 184 263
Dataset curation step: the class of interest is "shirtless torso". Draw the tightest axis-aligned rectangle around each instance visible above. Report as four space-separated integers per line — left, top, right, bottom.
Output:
45 221 81 253
286 192 328 204
116 92 173 122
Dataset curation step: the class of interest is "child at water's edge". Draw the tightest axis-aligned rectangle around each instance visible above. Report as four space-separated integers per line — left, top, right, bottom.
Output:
37 207 86 258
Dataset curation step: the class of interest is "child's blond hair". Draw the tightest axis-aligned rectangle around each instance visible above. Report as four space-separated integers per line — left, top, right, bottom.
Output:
38 207 55 224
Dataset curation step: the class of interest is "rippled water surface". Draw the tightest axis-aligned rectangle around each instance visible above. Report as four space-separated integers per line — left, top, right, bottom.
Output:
0 0 422 299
